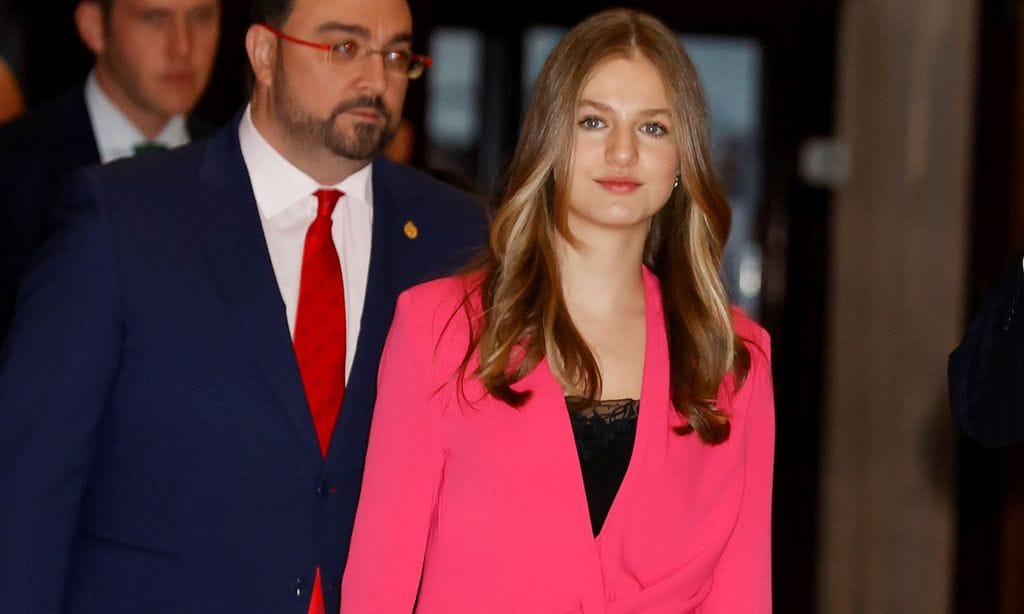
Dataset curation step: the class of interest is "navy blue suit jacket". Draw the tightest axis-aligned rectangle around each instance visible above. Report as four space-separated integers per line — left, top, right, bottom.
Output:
949 253 1024 447
0 84 213 341
0 116 486 613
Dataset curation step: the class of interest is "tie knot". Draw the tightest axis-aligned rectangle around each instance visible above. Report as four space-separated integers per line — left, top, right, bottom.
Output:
314 189 344 218
133 142 169 156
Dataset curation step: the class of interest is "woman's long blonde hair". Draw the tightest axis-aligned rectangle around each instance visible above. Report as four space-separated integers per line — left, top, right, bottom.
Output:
459 8 750 444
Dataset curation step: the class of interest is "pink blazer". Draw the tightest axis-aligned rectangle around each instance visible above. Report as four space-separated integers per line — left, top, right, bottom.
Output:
341 268 775 613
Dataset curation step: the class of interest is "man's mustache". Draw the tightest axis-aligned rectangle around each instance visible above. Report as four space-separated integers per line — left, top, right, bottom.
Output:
333 96 391 123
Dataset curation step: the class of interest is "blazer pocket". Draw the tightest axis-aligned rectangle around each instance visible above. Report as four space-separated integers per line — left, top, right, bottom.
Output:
65 534 186 607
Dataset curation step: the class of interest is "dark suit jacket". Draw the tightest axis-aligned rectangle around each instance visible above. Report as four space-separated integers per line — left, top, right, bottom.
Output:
0 116 486 613
949 253 1024 447
0 83 212 341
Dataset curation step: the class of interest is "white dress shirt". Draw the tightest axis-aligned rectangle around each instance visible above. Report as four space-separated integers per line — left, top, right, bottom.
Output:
238 105 373 382
83 71 190 163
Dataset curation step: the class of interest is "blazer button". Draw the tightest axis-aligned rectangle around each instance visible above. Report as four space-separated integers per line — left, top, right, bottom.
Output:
293 578 305 597
316 481 333 497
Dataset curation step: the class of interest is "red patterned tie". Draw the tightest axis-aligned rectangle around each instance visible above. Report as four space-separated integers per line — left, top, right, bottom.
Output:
295 190 346 614
295 189 347 456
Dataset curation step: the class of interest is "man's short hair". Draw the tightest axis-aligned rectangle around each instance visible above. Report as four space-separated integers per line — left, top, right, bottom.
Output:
250 0 294 28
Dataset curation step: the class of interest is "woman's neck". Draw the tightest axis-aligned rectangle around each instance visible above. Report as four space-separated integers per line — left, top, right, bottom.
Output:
557 229 646 317
555 228 648 400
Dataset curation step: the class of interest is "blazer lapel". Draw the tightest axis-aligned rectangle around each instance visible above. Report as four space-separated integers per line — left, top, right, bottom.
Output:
516 356 609 606
355 159 403 379
549 267 670 547
186 118 321 464
323 158 405 465
68 86 102 167
599 268 671 537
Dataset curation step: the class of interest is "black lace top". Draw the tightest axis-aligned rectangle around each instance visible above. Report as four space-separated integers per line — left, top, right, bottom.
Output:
566 396 639 536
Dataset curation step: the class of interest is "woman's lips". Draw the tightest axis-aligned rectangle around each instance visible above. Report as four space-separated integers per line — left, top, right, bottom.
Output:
595 179 641 193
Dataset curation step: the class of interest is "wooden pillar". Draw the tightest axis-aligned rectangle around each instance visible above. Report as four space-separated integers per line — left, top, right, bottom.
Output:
817 0 977 611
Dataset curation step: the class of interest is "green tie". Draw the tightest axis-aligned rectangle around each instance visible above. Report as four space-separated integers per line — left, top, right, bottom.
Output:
132 142 169 156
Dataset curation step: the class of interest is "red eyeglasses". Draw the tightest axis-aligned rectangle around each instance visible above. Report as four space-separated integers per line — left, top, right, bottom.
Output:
259 23 433 80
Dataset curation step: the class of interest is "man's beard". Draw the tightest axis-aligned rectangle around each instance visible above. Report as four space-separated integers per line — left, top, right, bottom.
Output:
273 67 398 160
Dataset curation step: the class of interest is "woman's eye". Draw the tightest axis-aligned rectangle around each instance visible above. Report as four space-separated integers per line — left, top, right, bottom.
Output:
579 116 605 130
641 123 668 137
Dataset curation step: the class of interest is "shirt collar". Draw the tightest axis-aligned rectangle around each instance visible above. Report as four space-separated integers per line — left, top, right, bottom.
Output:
84 71 190 163
238 104 373 219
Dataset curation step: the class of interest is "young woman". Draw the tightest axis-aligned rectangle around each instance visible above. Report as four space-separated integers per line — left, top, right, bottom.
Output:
341 9 774 613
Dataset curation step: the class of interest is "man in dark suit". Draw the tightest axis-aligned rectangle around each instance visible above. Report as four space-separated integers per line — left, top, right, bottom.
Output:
0 0 221 339
0 0 485 612
949 253 1024 447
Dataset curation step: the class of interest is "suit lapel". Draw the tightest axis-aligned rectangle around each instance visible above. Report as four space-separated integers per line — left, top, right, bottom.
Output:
70 87 102 166
185 119 321 464
357 158 403 374
324 158 407 465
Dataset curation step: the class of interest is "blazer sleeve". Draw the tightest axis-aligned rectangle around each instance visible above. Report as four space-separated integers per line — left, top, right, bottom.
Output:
699 327 775 613
949 254 1024 447
0 171 122 612
340 289 448 613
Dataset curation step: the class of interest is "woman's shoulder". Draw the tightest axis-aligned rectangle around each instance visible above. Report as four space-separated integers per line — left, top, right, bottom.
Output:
398 272 483 316
730 306 770 362
394 272 484 345
388 273 485 388
728 307 772 404
725 307 774 451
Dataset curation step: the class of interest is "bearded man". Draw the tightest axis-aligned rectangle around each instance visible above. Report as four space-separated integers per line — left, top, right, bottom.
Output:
0 0 485 612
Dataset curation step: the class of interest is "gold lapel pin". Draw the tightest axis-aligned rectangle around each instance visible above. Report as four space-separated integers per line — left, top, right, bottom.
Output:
403 220 419 240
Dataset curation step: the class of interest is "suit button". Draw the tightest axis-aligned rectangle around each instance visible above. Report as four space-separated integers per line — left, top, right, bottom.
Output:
316 481 333 497
293 578 305 597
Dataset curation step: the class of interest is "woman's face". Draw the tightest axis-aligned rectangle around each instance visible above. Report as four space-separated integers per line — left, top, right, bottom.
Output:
565 54 680 242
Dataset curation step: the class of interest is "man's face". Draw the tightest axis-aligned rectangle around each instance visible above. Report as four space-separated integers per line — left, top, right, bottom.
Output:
94 0 220 121
268 0 412 161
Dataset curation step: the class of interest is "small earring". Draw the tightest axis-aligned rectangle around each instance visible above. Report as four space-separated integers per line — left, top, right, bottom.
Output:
673 174 680 189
